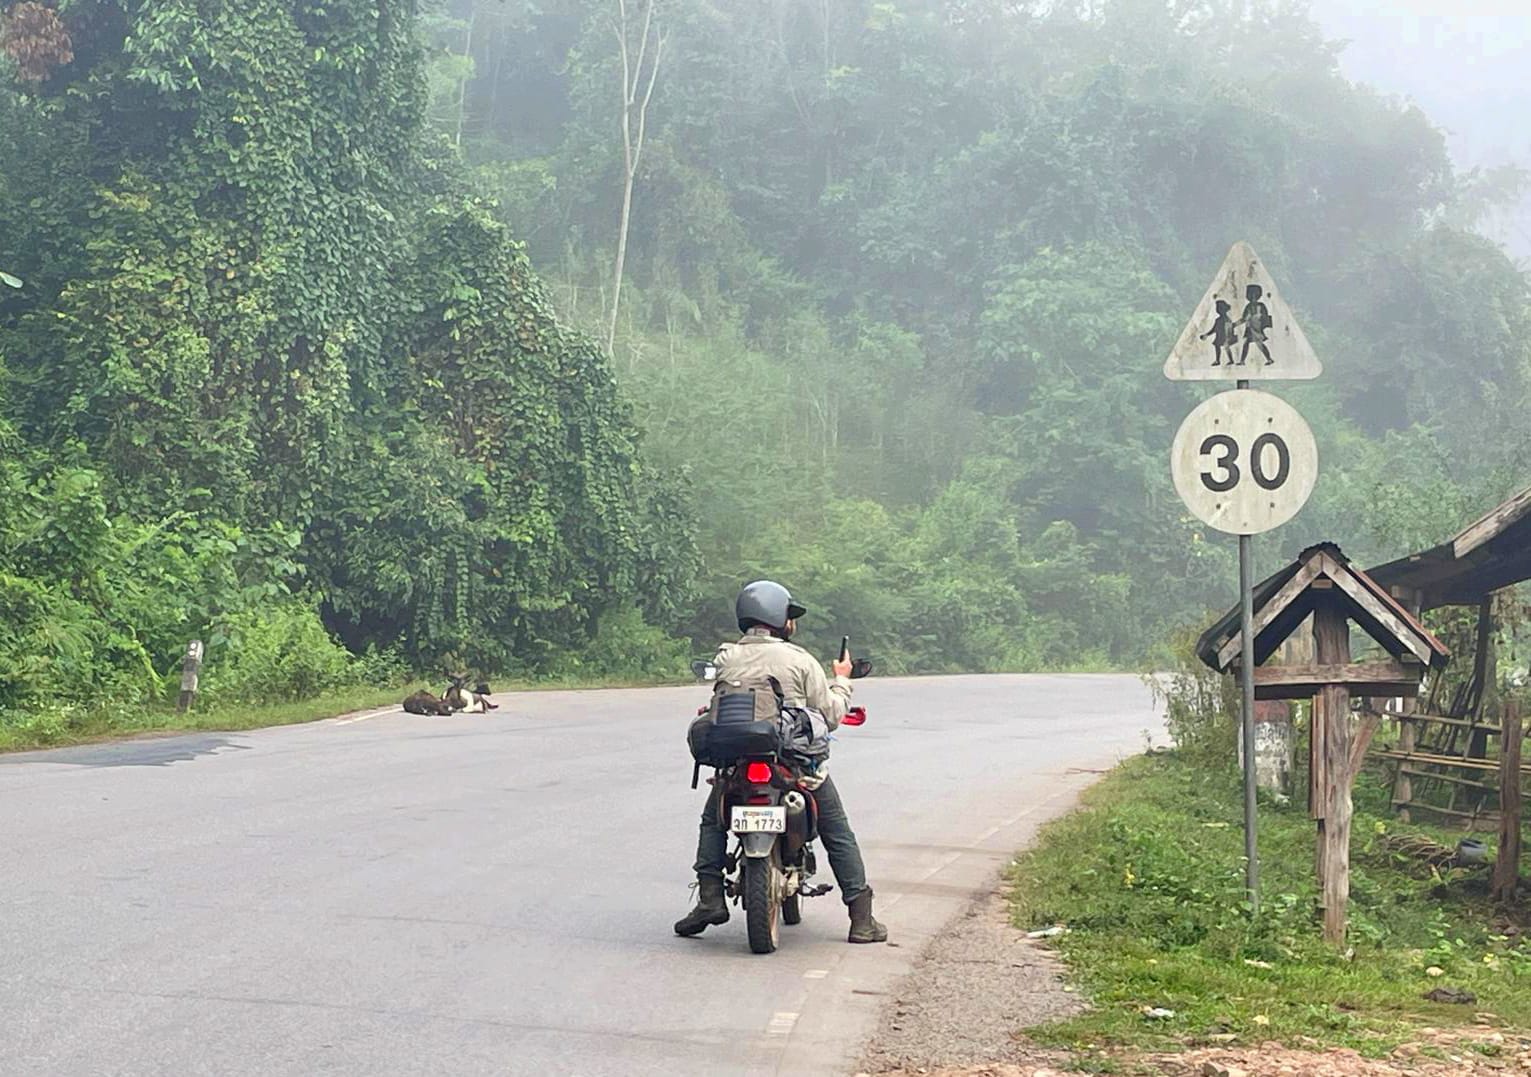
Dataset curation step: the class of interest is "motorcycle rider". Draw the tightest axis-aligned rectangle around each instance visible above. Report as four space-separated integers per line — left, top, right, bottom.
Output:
674 580 889 945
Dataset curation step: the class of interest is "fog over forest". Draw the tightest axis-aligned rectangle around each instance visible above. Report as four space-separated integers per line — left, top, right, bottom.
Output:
1317 4 1530 258
1 1 1527 728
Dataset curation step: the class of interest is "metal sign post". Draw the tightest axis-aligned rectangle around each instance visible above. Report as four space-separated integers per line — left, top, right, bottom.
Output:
1167 242 1324 916
1238 494 1259 909
1237 369 1258 909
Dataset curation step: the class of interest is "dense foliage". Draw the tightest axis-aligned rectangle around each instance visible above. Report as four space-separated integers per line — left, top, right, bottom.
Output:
2 0 1528 727
0 0 695 719
439 0 1531 669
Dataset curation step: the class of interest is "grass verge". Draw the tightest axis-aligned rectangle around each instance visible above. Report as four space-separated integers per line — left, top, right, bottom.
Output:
0 686 409 753
1010 752 1531 1059
0 671 692 754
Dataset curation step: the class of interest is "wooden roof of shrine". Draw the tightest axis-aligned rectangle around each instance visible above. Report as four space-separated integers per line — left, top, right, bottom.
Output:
1196 543 1450 686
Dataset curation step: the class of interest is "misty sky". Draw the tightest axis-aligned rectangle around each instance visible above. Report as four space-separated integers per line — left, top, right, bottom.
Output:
1312 4 1530 255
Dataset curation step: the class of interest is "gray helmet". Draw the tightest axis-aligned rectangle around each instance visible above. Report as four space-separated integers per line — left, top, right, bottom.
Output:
735 580 807 632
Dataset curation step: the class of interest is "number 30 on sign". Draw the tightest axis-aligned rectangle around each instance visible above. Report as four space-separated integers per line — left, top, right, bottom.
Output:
1170 389 1318 536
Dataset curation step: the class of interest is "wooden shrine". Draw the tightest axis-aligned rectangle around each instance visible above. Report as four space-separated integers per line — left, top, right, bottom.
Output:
1197 543 1451 943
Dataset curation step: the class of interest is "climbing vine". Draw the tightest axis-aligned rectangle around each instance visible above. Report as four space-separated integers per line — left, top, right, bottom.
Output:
0 0 697 688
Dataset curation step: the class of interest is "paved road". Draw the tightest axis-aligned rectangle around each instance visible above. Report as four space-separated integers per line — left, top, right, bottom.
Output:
0 675 1158 1077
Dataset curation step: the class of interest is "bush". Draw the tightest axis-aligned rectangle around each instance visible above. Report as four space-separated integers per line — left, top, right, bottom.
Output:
1145 626 1239 766
352 644 412 689
544 604 691 682
197 604 361 705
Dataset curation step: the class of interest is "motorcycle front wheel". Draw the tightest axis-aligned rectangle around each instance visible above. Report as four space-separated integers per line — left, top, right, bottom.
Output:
782 892 802 925
744 856 780 954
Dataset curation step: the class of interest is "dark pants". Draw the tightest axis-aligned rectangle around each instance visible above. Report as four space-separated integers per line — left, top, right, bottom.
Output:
693 774 869 905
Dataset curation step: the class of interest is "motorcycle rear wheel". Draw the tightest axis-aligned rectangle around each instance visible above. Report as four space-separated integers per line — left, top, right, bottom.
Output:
744 857 780 954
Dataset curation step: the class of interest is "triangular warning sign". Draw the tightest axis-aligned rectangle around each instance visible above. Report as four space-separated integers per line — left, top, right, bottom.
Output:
1163 241 1322 381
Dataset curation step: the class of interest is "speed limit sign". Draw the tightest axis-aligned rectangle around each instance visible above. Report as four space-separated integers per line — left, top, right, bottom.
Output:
1170 389 1317 535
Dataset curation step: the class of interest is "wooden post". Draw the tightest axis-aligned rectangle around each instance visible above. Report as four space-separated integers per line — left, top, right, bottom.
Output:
1494 701 1522 904
1312 600 1352 944
1390 587 1422 822
176 639 204 713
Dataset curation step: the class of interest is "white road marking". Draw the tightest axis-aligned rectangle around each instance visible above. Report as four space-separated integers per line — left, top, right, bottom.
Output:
802 969 828 980
333 707 398 726
766 1012 799 1035
879 784 1077 911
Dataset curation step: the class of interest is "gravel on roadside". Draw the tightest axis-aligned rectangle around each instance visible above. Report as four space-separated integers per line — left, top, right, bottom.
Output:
857 884 1083 1074
855 881 1531 1077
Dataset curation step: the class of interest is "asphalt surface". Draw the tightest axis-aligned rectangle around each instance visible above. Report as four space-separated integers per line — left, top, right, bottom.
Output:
0 674 1158 1077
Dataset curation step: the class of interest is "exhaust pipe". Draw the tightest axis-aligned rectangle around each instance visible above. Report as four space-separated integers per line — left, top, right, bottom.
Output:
782 790 809 856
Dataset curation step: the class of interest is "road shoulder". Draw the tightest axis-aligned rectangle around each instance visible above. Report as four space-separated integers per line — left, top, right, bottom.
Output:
856 885 1081 1074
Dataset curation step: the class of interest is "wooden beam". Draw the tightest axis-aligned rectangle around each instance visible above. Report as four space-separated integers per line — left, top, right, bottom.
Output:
1256 661 1417 686
1316 552 1435 666
1393 767 1500 795
1494 702 1522 904
1395 801 1499 824
1454 484 1531 559
1216 557 1326 670
1390 584 1422 824
1258 684 1417 702
1379 708 1506 734
1250 660 1423 700
1349 710 1383 779
1370 749 1531 775
1469 599 1494 723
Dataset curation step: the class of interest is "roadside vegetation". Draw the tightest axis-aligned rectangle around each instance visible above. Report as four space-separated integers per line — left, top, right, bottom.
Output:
0 686 407 753
3 0 1529 745
0 664 694 753
1010 662 1531 1062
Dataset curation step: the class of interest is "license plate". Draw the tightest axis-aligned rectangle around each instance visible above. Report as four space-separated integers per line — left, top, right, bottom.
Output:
731 806 786 833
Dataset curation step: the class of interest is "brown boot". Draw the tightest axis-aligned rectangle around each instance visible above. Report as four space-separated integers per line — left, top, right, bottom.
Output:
847 888 888 944
674 876 730 937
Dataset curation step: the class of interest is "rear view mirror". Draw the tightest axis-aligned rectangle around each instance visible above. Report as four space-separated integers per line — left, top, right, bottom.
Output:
691 659 717 682
849 658 873 679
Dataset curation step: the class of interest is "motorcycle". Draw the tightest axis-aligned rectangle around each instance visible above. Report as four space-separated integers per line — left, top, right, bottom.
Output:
703 650 873 955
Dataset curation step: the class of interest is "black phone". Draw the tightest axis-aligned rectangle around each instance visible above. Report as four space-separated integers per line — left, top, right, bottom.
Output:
839 635 850 662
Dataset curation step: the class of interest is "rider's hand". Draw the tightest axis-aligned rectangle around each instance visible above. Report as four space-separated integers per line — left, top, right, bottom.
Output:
832 652 853 679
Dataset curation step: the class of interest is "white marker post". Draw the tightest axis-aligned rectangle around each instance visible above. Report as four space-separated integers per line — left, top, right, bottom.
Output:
1167 243 1322 915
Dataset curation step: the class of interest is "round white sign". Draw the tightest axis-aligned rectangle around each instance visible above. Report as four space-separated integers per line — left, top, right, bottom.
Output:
1170 389 1317 535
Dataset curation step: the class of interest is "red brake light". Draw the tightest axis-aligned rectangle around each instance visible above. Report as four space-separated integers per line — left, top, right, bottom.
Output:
745 761 773 785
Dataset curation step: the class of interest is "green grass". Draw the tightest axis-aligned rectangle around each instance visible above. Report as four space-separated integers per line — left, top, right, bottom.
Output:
0 671 693 754
1010 753 1531 1058
0 686 410 753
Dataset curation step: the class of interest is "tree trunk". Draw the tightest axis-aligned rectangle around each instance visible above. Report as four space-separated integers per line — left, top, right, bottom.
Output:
454 8 477 151
606 0 665 357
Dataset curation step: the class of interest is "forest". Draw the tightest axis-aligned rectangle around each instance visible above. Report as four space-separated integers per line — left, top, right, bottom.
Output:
1 0 1528 725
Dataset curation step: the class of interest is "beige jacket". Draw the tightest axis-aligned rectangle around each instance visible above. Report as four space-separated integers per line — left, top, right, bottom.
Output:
713 631 853 730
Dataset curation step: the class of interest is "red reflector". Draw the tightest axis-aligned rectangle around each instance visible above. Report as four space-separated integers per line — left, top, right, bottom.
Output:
745 761 773 784
747 794 772 805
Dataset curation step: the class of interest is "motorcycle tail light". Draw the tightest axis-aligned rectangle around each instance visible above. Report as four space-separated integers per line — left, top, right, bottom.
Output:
744 761 773 785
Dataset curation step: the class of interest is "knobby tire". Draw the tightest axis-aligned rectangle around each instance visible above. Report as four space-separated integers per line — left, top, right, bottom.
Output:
744 856 779 954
